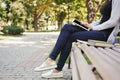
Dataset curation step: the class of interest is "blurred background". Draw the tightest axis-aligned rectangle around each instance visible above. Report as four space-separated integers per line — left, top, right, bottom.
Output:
0 0 106 33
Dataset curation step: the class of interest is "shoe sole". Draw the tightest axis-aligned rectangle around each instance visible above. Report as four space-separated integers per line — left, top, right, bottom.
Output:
34 65 57 72
41 75 63 78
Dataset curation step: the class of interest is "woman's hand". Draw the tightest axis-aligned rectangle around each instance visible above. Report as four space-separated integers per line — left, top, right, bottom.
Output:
82 22 93 30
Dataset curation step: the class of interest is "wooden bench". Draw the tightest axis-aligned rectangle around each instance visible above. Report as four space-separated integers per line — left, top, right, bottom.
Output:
70 42 120 80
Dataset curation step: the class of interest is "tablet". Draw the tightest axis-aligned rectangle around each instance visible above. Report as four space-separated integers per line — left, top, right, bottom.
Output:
73 19 90 31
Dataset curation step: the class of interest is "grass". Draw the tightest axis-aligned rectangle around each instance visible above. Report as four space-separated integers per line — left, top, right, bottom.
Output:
47 45 92 65
26 30 60 32
82 52 92 64
0 33 25 40
0 36 7 40
55 54 70 64
47 47 70 64
0 33 25 37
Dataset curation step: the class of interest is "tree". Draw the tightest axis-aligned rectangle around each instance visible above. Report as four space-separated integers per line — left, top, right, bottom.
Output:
0 1 6 22
70 0 87 21
53 0 74 30
55 4 67 30
22 0 53 32
0 0 106 31
86 0 105 23
10 1 26 25
0 0 10 24
0 0 26 26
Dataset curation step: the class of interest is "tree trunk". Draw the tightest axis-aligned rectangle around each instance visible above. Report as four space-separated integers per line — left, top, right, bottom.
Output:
57 21 63 30
33 9 39 32
86 0 102 23
57 11 67 30
86 0 94 23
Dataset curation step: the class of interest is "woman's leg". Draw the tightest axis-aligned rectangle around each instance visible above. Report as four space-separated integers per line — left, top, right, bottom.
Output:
55 30 110 71
40 30 111 78
49 24 84 60
34 24 84 72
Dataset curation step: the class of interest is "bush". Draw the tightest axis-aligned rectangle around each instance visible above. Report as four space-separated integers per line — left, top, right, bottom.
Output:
1 25 24 35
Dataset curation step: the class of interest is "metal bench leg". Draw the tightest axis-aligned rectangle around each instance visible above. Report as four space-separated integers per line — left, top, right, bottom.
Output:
68 56 71 69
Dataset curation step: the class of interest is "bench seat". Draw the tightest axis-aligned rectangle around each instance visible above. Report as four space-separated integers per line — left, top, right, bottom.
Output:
70 42 120 80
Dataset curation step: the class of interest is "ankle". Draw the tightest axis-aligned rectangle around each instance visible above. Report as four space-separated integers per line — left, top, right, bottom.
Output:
53 69 61 73
46 58 55 63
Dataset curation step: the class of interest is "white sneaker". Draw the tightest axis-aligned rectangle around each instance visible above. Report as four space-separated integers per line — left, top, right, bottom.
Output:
41 70 63 78
34 61 57 71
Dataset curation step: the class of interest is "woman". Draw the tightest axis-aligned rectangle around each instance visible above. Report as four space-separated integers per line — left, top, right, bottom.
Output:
34 0 120 78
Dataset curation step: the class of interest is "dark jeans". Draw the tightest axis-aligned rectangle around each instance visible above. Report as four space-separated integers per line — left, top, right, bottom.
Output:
49 24 111 71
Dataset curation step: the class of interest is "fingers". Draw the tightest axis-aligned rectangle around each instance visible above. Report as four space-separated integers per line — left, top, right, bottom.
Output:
82 22 93 29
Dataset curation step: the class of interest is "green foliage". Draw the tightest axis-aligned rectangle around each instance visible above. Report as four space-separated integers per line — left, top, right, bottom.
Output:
21 0 53 31
1 25 24 35
53 0 75 29
0 1 7 21
54 0 74 5
71 0 87 21
0 0 106 31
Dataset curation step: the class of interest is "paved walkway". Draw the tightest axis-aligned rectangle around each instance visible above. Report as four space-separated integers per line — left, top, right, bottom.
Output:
0 32 71 80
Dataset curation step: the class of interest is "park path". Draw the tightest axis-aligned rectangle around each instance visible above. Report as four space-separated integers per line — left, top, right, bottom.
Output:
0 32 71 80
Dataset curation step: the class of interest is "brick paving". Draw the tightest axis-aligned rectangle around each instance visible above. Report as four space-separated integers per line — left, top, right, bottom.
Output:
0 32 71 80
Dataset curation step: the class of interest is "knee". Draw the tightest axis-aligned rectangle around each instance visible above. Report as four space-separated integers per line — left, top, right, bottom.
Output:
70 33 79 42
61 24 71 31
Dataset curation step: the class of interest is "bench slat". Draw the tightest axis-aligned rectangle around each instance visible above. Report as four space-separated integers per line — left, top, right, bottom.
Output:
112 47 120 53
94 47 120 70
106 48 120 57
73 44 96 80
71 49 81 80
79 43 120 80
99 48 120 64
89 46 120 72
